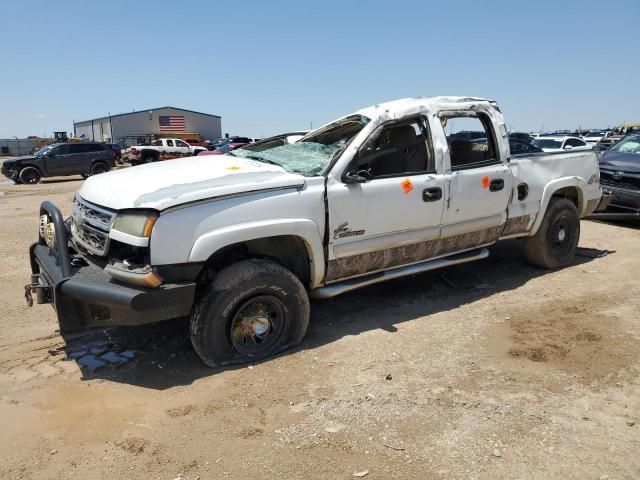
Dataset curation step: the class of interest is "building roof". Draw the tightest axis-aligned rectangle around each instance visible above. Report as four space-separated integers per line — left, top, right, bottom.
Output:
74 106 221 125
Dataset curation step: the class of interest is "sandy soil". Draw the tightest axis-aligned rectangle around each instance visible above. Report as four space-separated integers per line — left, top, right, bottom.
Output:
0 177 639 480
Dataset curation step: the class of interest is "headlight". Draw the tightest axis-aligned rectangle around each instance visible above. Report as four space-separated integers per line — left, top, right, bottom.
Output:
112 211 158 238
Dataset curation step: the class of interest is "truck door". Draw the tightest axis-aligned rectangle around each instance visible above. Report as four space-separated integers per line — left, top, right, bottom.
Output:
325 116 446 282
164 139 177 154
437 111 512 245
174 139 191 155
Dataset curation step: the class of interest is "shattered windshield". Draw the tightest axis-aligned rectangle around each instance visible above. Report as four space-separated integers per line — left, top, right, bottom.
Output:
610 134 640 155
230 115 370 176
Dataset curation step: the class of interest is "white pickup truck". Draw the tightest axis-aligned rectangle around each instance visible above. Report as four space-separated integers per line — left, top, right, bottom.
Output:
28 96 608 367
123 137 207 165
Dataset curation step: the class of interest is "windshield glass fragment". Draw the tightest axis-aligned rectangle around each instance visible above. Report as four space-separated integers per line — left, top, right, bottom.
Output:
231 115 370 176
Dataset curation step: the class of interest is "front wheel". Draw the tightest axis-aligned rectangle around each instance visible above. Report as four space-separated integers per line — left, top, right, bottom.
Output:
18 166 41 184
190 259 310 367
524 198 580 269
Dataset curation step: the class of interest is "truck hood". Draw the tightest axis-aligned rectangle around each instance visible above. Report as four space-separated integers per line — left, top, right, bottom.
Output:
79 155 306 211
599 151 640 173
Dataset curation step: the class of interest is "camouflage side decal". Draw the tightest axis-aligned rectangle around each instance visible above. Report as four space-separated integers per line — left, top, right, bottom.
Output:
500 214 534 237
326 226 501 282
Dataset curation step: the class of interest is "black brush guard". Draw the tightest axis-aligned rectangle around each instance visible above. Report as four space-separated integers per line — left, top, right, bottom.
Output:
28 201 197 333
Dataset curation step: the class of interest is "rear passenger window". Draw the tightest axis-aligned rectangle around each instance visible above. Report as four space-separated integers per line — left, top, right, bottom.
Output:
566 138 585 147
76 144 94 153
166 139 174 147
443 114 500 169
353 117 434 178
68 144 85 154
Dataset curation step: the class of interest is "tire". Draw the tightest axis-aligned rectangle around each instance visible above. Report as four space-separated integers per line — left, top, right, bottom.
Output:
18 166 41 184
524 197 580 269
142 151 159 163
190 259 310 368
90 161 109 176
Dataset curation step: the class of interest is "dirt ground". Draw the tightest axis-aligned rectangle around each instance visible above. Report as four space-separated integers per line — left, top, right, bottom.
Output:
0 176 638 480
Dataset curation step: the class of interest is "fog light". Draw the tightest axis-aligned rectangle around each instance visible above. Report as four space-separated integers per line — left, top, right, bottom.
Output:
39 214 49 238
44 222 56 249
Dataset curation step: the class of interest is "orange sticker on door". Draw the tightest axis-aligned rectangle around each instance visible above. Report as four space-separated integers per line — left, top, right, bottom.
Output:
401 178 414 194
481 175 491 189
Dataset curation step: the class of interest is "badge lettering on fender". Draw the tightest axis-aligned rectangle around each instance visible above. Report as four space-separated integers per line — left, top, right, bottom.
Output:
333 222 365 239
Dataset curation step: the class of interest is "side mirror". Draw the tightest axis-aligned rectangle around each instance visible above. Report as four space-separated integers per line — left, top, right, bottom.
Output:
564 145 573 150
342 169 372 184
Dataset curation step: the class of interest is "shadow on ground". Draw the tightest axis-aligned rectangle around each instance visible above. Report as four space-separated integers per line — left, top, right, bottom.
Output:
586 217 640 230
56 240 609 389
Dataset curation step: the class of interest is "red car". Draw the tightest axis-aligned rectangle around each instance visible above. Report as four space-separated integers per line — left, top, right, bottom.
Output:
198 143 248 156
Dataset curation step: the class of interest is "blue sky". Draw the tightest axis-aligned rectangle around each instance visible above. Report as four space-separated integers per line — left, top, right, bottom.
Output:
1 0 638 138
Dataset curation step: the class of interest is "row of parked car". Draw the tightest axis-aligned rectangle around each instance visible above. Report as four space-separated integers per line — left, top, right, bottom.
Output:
1 121 638 221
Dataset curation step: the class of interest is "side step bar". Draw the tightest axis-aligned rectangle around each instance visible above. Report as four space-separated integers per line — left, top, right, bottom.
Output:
311 248 490 299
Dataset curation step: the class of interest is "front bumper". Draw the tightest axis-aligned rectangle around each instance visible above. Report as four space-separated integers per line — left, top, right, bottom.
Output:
1 166 17 180
29 201 197 333
586 187 640 220
604 186 640 212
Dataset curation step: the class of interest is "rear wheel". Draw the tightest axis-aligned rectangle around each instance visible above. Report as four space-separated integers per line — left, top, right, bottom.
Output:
190 259 310 367
18 167 41 184
90 161 109 175
524 198 580 269
142 151 159 163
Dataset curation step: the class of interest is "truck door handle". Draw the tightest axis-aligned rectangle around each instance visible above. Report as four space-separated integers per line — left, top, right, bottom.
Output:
489 179 504 192
422 187 442 202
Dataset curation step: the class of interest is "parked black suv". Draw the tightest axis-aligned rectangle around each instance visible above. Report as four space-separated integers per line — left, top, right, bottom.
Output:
1 142 115 184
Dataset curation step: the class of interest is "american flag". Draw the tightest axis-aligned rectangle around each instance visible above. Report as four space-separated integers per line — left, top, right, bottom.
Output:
159 115 186 132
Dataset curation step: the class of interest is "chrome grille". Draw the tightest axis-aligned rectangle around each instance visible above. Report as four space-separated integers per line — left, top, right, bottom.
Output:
73 198 114 230
71 196 115 256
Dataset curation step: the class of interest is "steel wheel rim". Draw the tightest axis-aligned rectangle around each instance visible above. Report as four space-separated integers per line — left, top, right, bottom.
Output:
229 295 286 356
549 214 573 256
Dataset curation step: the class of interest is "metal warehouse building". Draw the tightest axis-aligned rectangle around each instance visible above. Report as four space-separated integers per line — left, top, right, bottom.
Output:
73 107 222 148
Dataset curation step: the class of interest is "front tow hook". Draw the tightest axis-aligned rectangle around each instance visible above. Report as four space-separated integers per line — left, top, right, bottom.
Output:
24 274 51 306
24 284 35 307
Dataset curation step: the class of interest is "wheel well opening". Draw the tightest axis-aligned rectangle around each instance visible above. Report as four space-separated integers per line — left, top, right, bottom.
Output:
552 186 582 211
201 235 311 287
21 165 41 173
